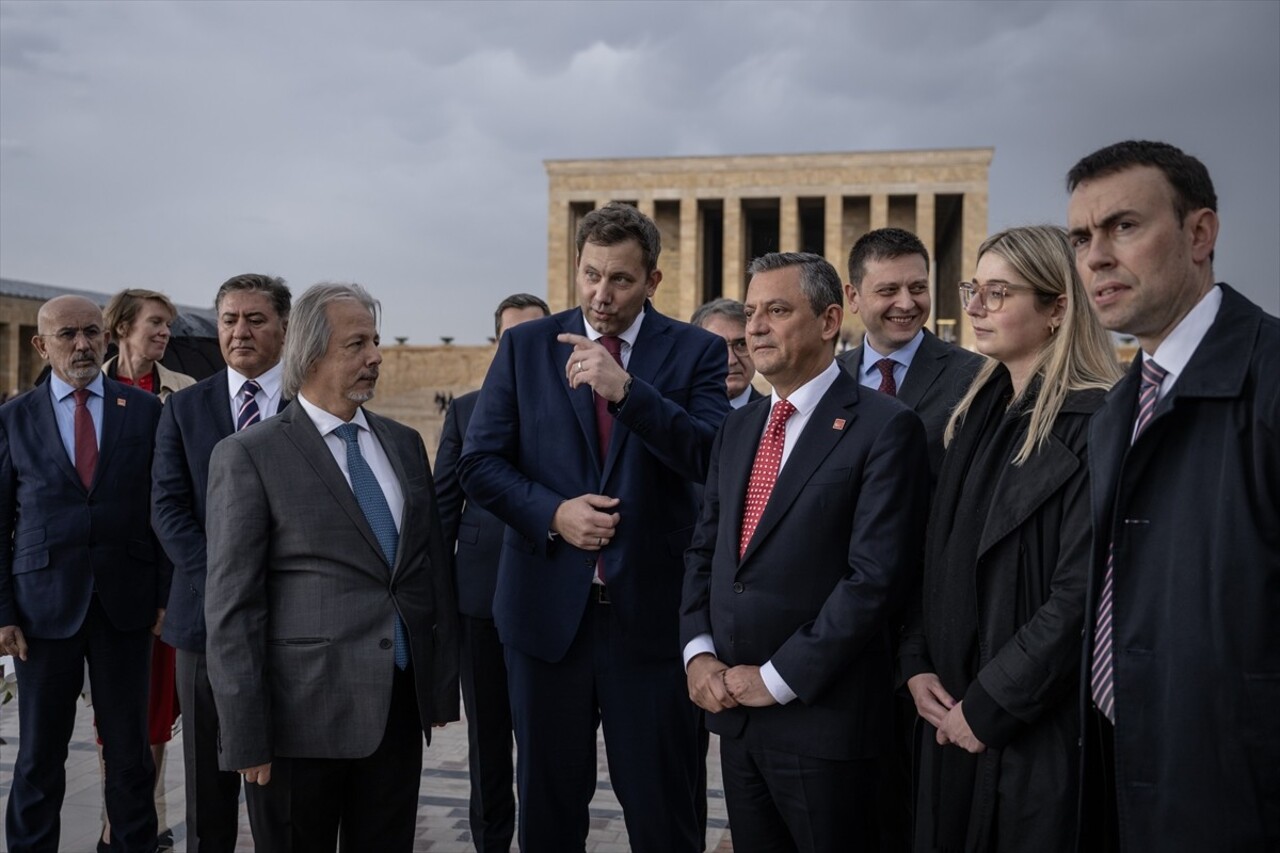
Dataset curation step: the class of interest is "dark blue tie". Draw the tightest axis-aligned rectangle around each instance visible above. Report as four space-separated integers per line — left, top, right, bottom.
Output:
236 380 262 432
334 423 408 670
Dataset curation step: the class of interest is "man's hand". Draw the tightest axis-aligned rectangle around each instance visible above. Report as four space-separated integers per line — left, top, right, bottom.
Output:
936 701 986 754
152 608 166 638
723 665 776 707
907 672 956 729
240 763 272 785
687 653 739 713
559 333 630 402
552 494 621 550
0 625 28 661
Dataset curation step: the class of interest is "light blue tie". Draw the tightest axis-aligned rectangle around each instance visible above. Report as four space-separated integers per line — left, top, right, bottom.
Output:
334 423 408 670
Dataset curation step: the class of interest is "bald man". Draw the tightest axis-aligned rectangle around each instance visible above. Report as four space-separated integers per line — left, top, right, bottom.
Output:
1 296 166 852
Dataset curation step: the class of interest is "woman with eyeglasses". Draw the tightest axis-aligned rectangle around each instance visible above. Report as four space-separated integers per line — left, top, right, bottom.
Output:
898 225 1121 852
94 289 195 851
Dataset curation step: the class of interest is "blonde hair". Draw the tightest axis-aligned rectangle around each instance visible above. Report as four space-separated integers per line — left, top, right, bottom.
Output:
944 225 1121 465
103 288 177 339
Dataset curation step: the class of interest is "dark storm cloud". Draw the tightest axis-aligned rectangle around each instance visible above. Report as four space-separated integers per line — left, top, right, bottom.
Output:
1 0 1276 343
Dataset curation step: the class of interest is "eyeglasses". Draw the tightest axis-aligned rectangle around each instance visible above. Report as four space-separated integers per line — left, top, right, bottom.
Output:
726 338 749 358
39 326 104 344
958 282 1036 313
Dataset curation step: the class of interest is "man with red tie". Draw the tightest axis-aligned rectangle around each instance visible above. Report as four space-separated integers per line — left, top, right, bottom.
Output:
1 295 165 853
681 253 929 852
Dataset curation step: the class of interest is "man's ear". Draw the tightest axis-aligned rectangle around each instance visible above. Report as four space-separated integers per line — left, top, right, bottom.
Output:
1186 208 1219 265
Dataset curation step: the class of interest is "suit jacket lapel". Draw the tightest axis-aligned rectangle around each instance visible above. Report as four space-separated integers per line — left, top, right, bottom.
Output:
31 387 82 489
366 412 412 577
94 378 128 493
740 373 858 565
279 406 387 571
977 434 1079 557
601 304 675 481
205 370 235 438
1090 361 1140 540
898 332 944 409
557 311 601 473
722 399 769 559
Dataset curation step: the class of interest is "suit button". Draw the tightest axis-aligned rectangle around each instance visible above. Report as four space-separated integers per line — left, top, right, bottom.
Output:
732 582 744 594
379 639 392 650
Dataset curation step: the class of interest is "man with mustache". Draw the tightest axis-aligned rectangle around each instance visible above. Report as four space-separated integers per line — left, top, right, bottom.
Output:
460 202 729 852
204 282 459 851
1 295 165 852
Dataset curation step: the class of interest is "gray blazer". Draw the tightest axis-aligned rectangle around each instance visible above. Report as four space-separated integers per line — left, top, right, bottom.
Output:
204 403 459 771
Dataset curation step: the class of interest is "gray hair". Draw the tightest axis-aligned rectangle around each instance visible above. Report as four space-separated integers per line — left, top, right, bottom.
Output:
746 252 844 316
282 282 379 399
690 297 747 328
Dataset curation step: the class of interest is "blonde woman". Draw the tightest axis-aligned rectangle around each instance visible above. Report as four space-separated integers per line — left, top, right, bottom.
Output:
98 289 194 851
899 226 1121 852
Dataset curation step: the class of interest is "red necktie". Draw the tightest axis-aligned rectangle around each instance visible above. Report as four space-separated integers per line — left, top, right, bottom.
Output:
875 358 897 397
1090 358 1168 723
594 335 624 464
739 399 797 558
73 388 98 489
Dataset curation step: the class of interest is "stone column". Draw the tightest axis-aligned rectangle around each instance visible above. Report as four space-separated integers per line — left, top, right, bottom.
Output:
723 197 744 300
1 323 18 396
678 195 699 321
824 194 845 277
959 190 989 350
637 198 655 220
915 192 936 325
779 194 799 253
546 199 573 312
870 193 889 232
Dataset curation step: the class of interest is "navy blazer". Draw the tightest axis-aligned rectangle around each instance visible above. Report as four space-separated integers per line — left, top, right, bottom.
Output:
434 389 505 620
681 368 930 759
837 329 984 478
459 303 730 663
0 377 165 637
152 369 287 651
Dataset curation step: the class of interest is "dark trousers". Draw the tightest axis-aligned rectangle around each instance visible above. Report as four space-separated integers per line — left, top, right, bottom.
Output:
1081 709 1121 853
873 694 915 853
719 734 878 853
505 596 701 853
459 615 515 853
6 597 156 853
174 649 290 853
272 664 423 853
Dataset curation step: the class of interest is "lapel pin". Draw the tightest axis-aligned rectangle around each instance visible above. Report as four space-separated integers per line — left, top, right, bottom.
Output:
832 418 846 430
116 397 127 407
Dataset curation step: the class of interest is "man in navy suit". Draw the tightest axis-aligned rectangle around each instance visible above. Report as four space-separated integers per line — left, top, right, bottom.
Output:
435 292 549 853
682 253 930 852
459 202 730 853
837 228 984 480
151 274 292 852
692 298 766 411
1 295 164 853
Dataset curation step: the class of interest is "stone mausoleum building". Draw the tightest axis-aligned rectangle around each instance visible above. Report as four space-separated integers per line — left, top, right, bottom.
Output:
545 148 994 350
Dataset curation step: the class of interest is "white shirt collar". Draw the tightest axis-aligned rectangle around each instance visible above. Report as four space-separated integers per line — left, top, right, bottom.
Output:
583 308 645 351
227 361 284 401
770 359 841 416
295 392 370 437
50 371 105 402
861 329 924 376
729 385 754 409
1145 284 1222 388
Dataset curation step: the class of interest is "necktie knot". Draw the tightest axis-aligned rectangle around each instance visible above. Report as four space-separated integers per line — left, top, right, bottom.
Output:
334 422 361 445
236 380 264 431
874 358 898 397
239 379 262 400
1132 358 1168 441
768 398 797 428
600 335 623 360
73 388 91 406
1140 358 1168 390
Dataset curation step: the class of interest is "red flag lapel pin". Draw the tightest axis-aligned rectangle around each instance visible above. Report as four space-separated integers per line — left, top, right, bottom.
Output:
832 418 846 430
116 397 127 406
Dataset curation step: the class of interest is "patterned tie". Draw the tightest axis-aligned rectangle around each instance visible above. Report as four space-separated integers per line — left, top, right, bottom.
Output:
874 358 898 397
72 388 98 489
594 335 625 464
1090 358 1168 723
739 399 797 559
236 380 262 432
334 423 408 670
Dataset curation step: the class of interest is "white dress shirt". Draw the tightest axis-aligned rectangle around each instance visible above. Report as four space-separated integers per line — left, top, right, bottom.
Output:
226 362 285 425
858 329 924 392
49 372 105 464
1143 284 1222 404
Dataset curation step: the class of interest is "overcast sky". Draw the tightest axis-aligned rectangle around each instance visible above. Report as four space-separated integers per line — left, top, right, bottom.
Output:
2 0 1277 344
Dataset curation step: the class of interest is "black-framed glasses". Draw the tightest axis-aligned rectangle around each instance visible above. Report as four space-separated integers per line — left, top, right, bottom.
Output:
39 326 104 344
958 282 1036 313
726 338 749 358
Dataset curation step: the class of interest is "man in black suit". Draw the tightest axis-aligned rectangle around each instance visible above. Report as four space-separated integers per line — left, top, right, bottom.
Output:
682 253 930 852
837 228 983 479
1 296 164 853
151 274 292 852
691 298 766 411
434 292 548 853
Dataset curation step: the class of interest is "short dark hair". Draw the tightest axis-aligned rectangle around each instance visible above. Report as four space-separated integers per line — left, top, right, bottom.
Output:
690 297 747 329
215 273 292 320
746 252 843 317
493 293 550 338
575 202 662 274
847 227 929 288
1066 140 1218 220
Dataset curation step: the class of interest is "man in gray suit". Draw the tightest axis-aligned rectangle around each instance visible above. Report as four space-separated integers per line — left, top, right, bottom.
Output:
205 282 460 852
837 228 984 479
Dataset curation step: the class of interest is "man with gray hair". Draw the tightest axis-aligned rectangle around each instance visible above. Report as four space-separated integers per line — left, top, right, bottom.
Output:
681 253 929 850
691 298 764 409
204 282 459 851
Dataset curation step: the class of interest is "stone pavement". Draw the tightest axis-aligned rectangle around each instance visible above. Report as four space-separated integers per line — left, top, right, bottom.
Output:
0 697 732 852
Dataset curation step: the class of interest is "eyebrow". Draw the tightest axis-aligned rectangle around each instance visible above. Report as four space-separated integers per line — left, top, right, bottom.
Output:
1069 208 1139 239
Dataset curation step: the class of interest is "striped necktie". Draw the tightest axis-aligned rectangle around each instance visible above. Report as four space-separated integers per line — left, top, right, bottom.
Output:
236 380 262 432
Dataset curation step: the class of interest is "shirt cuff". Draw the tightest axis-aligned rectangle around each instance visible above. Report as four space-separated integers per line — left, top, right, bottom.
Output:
760 661 797 705
683 634 717 670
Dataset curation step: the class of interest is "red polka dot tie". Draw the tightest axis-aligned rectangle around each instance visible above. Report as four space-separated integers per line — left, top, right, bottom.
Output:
874 358 897 397
739 399 796 559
